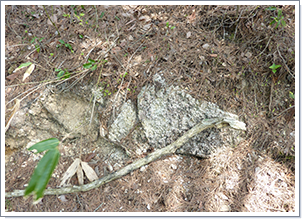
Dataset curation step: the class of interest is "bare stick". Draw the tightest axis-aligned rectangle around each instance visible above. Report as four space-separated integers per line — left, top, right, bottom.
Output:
270 105 295 120
5 117 246 198
43 5 61 36
277 45 295 79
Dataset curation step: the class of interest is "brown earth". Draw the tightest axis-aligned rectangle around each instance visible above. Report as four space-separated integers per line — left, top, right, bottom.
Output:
4 5 295 213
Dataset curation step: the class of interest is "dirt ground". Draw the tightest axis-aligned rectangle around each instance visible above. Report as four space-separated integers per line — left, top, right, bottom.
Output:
4 5 296 213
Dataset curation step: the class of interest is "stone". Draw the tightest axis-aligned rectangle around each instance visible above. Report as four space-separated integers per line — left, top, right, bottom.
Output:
137 74 243 158
108 100 137 142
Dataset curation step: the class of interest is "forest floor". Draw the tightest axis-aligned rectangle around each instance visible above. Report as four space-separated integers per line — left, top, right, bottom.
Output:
5 5 296 213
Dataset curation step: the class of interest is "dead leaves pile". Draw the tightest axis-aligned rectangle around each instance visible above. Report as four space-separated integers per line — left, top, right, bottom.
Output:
60 158 98 186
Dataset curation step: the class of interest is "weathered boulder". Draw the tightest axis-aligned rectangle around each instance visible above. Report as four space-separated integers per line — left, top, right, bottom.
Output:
137 74 243 158
5 91 99 150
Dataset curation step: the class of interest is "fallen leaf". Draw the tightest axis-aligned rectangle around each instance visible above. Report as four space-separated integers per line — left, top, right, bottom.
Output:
22 63 35 81
5 99 20 133
81 161 98 182
6 72 20 81
77 163 84 185
60 158 81 187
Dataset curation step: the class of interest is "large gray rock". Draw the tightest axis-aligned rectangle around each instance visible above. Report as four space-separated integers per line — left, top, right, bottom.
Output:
137 76 243 158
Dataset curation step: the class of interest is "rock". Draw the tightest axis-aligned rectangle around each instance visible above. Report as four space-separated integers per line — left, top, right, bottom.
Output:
137 74 243 158
108 100 137 142
5 90 99 150
202 43 210 49
42 93 98 140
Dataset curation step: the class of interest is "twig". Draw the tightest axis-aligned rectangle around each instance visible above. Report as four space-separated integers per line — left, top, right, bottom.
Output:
5 117 246 198
93 203 104 212
124 76 132 102
6 44 28 49
257 36 272 57
233 10 243 41
270 105 295 120
268 80 274 112
277 45 295 79
6 10 20 37
85 41 102 61
43 5 61 36
93 5 99 31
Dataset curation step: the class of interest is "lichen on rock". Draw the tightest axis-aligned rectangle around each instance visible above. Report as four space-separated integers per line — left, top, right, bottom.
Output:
137 74 243 158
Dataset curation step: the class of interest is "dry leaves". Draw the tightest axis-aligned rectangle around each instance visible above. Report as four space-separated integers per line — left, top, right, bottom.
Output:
22 63 35 81
60 158 98 187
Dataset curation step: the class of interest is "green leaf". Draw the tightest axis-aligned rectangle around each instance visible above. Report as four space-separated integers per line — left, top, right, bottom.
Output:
80 13 85 17
269 20 276 26
269 63 281 70
28 138 60 153
59 39 65 44
63 71 70 79
65 44 73 50
39 37 45 42
57 70 65 78
24 149 60 202
16 62 32 70
79 34 83 38
278 9 282 17
266 6 277 11
289 91 295 99
83 63 93 69
100 11 105 19
91 64 98 71
281 19 286 27
88 58 96 63
30 37 37 44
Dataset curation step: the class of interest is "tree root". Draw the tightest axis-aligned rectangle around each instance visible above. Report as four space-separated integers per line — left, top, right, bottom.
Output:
5 117 246 198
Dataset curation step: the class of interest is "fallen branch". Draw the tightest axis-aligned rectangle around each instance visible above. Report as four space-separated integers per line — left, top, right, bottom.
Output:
5 117 246 198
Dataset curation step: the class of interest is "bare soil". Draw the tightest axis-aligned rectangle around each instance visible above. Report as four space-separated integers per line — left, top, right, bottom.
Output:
5 5 295 213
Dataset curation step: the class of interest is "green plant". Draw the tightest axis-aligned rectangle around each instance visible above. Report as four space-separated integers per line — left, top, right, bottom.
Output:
269 63 281 73
100 11 105 19
24 138 60 203
266 7 286 28
57 39 74 53
63 13 70 18
30 36 45 53
83 58 98 70
55 68 70 79
289 91 295 99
